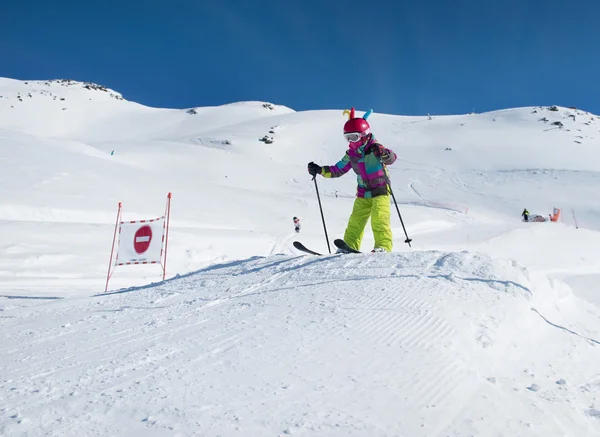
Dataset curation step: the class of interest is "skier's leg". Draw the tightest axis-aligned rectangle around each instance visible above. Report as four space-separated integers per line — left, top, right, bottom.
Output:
343 197 372 251
371 195 393 252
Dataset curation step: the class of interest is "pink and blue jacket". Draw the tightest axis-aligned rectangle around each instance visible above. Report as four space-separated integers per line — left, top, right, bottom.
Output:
321 135 396 198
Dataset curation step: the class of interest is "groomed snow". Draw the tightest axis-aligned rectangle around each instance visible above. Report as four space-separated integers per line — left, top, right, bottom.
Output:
3 252 600 436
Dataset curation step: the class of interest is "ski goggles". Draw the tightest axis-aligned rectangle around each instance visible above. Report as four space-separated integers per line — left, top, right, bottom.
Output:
343 132 363 142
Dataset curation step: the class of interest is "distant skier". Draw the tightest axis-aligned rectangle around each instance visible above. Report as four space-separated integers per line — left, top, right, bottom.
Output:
522 208 530 222
307 108 396 253
293 216 301 233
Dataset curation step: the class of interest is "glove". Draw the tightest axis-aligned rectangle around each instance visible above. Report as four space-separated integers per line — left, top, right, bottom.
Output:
369 143 389 160
307 162 322 176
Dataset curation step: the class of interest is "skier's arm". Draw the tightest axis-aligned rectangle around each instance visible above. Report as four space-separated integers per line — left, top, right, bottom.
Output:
322 153 352 178
370 143 396 165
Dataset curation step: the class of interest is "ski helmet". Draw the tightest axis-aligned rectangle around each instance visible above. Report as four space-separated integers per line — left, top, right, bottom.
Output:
343 116 370 136
343 108 372 147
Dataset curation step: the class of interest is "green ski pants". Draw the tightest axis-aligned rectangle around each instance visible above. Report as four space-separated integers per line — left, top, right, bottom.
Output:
343 195 392 252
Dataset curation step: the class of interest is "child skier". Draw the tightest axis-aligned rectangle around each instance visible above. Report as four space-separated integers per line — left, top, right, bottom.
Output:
293 216 301 233
307 108 396 252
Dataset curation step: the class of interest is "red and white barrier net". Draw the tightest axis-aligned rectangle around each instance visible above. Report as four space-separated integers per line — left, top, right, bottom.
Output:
105 193 172 292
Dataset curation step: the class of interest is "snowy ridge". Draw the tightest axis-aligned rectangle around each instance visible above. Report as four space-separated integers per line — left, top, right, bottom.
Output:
2 251 599 436
0 77 293 139
0 78 124 101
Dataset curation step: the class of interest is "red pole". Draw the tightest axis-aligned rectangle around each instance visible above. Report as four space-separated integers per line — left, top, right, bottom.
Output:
105 202 122 292
162 193 172 281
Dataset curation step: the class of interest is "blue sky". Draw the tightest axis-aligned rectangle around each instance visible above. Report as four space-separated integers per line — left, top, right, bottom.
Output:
2 0 599 115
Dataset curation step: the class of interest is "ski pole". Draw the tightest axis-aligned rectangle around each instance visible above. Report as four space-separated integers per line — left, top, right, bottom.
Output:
312 175 331 254
379 158 412 247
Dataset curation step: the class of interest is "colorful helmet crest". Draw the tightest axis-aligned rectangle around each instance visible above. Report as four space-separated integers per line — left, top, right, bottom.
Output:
343 107 373 134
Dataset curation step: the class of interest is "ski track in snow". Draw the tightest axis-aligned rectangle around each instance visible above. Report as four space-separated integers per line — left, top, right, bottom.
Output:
2 251 600 436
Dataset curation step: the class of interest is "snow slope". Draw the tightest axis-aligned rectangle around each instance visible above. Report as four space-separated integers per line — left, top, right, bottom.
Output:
2 78 600 296
2 252 600 436
1 77 600 436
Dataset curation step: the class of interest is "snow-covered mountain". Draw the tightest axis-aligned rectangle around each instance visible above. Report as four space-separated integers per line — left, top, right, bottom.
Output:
1 77 599 436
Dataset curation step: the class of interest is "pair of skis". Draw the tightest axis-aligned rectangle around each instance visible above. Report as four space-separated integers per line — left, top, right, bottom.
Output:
293 239 360 256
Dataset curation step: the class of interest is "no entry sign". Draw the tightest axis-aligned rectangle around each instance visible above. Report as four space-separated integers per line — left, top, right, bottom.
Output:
134 225 153 254
115 217 165 264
